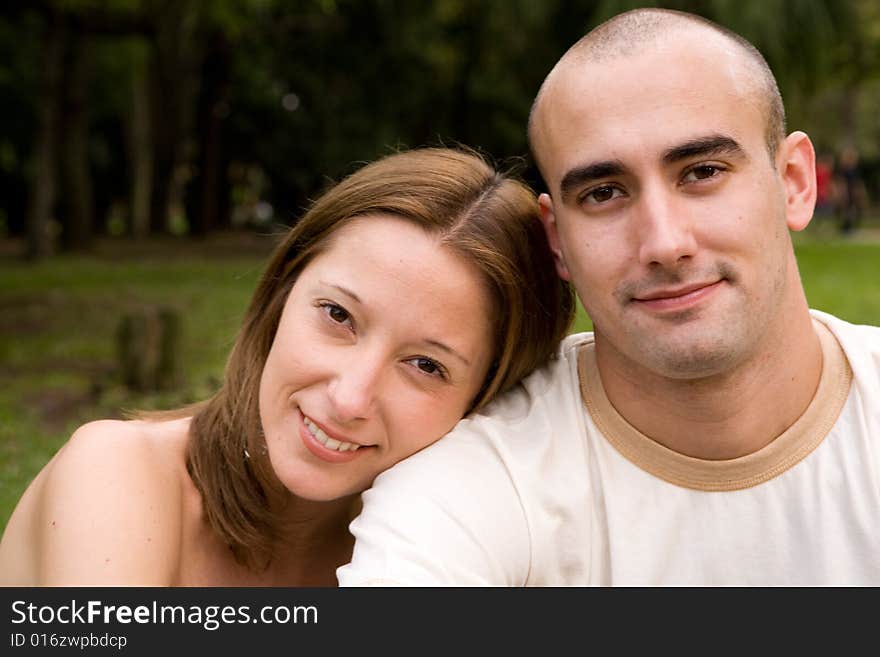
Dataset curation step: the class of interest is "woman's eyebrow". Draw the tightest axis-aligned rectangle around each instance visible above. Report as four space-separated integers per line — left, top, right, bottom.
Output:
423 340 471 367
320 281 362 303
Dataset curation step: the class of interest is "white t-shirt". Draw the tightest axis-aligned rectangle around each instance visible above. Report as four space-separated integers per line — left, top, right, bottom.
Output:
337 310 880 586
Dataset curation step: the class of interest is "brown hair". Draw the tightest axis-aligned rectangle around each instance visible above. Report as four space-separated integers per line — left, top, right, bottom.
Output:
185 146 575 569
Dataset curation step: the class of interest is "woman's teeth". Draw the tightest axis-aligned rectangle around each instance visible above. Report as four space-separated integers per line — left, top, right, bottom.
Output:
304 416 360 452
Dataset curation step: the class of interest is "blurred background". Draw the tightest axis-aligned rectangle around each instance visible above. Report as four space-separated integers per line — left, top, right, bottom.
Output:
1 0 879 529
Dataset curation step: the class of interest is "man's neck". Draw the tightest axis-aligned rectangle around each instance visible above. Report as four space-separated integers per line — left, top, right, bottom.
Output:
595 310 823 460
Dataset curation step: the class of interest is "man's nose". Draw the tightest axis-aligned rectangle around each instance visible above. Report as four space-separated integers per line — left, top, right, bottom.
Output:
635 184 698 268
327 355 383 423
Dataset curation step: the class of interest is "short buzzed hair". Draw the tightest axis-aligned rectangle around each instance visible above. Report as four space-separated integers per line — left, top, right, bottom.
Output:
528 8 786 173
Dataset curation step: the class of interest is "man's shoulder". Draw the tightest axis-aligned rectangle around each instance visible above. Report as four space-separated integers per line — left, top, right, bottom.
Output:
811 309 880 387
350 334 596 586
470 331 592 425
811 309 880 351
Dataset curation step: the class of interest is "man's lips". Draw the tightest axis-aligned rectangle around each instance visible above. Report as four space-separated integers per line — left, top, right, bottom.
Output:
631 280 724 311
634 280 721 301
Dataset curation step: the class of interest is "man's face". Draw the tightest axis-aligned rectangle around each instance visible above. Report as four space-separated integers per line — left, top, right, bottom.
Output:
536 33 810 380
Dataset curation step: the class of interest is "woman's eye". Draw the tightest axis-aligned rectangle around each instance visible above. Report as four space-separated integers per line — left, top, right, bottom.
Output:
320 302 352 326
406 357 447 380
582 185 623 205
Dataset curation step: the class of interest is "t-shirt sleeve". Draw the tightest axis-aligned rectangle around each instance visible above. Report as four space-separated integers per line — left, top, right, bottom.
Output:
337 421 531 586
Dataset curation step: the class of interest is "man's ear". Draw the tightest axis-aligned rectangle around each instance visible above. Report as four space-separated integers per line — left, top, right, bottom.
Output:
778 131 817 232
538 193 571 281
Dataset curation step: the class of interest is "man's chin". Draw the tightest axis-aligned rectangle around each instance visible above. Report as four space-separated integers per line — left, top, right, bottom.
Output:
647 336 744 380
622 320 744 380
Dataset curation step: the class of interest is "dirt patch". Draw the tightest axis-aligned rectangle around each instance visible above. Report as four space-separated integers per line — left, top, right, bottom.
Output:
23 386 104 432
0 291 73 335
0 357 115 380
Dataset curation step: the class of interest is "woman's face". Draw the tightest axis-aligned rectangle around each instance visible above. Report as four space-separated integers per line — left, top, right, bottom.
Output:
259 214 495 501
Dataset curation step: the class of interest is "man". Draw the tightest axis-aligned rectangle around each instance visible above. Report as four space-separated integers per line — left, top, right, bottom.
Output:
337 8 880 585
835 145 869 235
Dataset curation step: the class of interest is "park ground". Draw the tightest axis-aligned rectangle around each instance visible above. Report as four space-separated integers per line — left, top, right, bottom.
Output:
1 216 879 530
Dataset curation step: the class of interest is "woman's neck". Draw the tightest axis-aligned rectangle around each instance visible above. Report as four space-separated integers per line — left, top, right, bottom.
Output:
262 493 361 586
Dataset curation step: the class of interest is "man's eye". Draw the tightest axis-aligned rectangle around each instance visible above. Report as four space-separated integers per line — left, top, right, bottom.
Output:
582 185 623 204
683 165 723 182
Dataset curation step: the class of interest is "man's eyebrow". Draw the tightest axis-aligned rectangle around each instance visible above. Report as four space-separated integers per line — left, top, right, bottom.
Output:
662 135 746 164
559 160 626 202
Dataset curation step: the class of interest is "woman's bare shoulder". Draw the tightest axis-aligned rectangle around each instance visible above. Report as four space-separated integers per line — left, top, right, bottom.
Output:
0 417 192 586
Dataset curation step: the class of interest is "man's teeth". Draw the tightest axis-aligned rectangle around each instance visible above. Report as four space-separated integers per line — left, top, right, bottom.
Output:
304 417 360 452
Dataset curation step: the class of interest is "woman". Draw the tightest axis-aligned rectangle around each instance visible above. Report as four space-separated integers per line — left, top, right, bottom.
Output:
0 147 574 586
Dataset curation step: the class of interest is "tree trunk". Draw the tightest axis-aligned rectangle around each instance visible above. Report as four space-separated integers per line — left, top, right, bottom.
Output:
59 32 95 251
147 0 196 235
128 39 153 238
25 12 65 259
188 30 231 237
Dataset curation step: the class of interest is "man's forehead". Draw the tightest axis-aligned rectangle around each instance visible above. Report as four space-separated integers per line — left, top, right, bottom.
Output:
532 30 761 178
548 26 744 104
537 24 747 117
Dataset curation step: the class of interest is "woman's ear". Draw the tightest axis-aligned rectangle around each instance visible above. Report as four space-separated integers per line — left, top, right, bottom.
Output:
778 131 817 232
538 193 571 281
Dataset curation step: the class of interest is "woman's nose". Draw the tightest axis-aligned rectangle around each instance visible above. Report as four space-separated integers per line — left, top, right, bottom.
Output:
326 356 383 423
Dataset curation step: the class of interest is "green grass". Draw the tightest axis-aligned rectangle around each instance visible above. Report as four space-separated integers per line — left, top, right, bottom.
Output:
796 241 880 325
0 240 270 530
1 231 878 532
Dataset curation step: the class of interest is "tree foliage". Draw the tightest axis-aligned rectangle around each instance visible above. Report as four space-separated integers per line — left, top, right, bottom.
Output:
0 0 876 256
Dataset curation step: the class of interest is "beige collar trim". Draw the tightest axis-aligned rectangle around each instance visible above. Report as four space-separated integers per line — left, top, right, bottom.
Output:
578 319 853 491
